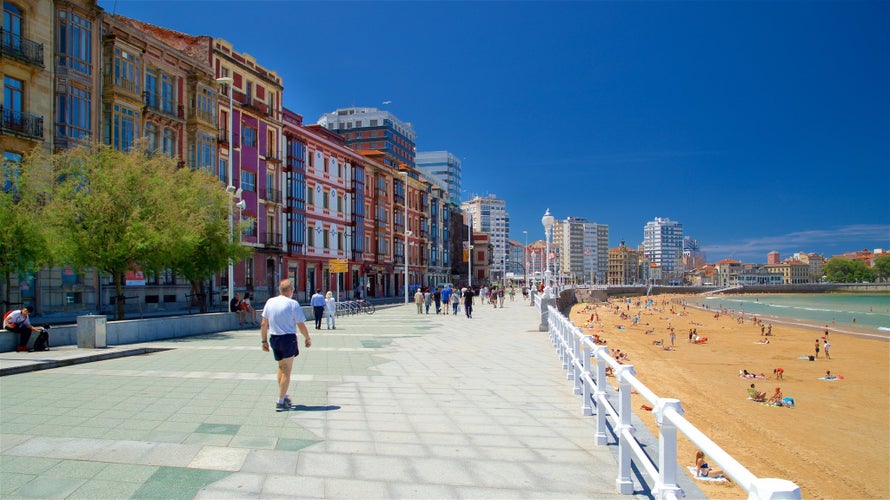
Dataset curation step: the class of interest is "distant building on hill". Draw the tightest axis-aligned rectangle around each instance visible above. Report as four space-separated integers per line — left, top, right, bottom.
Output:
767 251 781 264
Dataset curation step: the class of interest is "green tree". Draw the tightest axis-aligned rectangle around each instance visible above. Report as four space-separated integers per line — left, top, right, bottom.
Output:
167 167 252 313
823 257 875 283
872 255 890 283
28 143 244 319
0 154 50 310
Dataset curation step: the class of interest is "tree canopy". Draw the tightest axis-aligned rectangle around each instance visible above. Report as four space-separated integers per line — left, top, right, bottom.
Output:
823 257 876 283
23 143 250 319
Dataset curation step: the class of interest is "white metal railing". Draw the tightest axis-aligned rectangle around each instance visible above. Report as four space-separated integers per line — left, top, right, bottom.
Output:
545 303 801 500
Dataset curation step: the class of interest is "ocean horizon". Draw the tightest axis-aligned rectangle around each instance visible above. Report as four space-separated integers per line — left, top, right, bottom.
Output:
683 293 890 333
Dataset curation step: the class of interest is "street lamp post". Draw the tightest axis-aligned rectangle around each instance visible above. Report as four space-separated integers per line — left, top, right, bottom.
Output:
541 208 555 298
523 230 528 288
216 76 235 304
467 216 473 289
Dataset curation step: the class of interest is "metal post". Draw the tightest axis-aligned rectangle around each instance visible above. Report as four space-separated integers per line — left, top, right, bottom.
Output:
216 77 235 305
403 170 409 304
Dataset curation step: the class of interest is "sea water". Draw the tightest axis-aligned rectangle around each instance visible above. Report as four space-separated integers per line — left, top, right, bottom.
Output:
686 294 890 332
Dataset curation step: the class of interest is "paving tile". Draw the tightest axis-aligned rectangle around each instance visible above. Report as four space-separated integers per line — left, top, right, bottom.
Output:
67 479 143 499
187 445 249 471
11 475 85 499
93 463 159 483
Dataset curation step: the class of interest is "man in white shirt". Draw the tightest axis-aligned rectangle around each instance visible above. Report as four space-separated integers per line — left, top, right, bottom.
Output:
261 279 311 410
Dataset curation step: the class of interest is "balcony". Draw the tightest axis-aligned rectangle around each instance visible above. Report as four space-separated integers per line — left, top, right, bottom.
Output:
217 127 229 144
142 92 183 120
1 106 43 140
261 232 282 249
264 149 282 164
0 29 44 67
262 187 282 204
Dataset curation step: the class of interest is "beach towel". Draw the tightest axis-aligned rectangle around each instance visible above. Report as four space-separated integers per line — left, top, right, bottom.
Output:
818 376 843 381
687 466 728 483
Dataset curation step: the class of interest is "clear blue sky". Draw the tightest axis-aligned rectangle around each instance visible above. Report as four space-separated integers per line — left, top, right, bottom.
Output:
101 0 889 263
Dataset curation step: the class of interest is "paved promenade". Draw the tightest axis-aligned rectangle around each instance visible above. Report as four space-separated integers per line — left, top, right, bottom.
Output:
0 297 686 499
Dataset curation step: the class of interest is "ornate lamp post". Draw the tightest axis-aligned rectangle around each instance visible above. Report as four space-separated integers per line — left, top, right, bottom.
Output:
541 208 555 299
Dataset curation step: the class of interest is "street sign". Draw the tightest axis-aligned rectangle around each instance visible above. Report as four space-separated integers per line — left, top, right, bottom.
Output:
329 258 348 273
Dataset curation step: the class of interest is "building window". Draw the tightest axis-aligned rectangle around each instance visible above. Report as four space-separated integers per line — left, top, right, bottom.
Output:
243 216 256 237
57 8 93 75
56 84 92 141
162 128 175 157
105 103 139 151
112 47 139 93
2 151 21 193
218 158 227 184
241 170 256 192
144 122 157 152
242 125 256 147
193 131 214 171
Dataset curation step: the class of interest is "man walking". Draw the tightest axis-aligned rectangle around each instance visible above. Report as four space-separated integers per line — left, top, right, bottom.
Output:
261 279 311 410
463 287 475 319
309 289 325 330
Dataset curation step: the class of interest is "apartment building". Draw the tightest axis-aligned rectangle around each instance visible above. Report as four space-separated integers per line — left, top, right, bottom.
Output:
608 241 643 285
461 194 510 284
415 150 461 205
317 107 416 169
643 217 684 283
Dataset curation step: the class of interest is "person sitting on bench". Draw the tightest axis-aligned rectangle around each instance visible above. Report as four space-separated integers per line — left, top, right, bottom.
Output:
4 306 42 351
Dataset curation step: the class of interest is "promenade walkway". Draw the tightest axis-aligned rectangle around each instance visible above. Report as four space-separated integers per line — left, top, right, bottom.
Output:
0 297 691 498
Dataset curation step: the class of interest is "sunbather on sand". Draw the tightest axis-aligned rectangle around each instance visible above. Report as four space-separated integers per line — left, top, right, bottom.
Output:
695 451 725 478
767 387 783 405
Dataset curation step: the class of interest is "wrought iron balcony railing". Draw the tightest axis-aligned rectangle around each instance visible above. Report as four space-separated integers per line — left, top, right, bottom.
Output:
0 29 44 67
0 106 43 140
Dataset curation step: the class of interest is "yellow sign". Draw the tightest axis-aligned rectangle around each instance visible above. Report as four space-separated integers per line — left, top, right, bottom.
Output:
329 258 348 273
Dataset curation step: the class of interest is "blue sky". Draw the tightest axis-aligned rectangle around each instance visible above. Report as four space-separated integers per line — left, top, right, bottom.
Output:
100 0 889 263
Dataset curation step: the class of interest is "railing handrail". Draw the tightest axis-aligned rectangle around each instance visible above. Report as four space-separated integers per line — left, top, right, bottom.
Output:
545 303 801 499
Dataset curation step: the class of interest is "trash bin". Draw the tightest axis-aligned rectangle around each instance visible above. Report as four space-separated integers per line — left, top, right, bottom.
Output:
77 315 107 348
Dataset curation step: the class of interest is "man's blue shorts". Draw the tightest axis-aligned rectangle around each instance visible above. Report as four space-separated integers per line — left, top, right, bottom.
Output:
270 334 298 361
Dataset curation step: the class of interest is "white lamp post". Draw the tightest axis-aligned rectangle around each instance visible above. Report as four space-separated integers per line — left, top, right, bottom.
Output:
523 230 528 288
541 208 555 298
216 76 235 303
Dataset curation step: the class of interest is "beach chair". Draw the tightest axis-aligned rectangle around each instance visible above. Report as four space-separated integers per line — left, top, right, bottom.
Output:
747 387 766 402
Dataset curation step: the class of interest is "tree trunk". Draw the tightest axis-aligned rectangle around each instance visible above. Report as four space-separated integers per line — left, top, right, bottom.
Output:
190 279 207 313
114 273 124 320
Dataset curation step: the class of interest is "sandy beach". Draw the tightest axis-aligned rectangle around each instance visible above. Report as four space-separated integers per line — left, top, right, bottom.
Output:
569 294 890 499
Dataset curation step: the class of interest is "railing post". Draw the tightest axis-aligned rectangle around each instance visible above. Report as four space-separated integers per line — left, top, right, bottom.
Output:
615 365 636 494
582 342 592 415
593 347 609 445
572 327 582 393
539 295 555 333
654 399 684 499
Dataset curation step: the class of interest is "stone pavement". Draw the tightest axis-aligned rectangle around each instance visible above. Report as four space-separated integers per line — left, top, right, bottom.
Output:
0 297 693 499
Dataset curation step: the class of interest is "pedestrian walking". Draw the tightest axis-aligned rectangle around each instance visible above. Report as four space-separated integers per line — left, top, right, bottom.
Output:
324 291 336 330
424 289 432 314
261 279 311 410
441 286 453 315
823 339 830 359
433 287 442 314
310 289 325 330
464 287 475 318
814 339 820 359
451 289 460 315
414 289 424 314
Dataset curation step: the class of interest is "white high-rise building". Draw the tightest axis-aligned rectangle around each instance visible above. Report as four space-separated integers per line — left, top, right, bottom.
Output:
461 195 510 283
555 217 609 284
415 151 462 205
643 217 684 282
